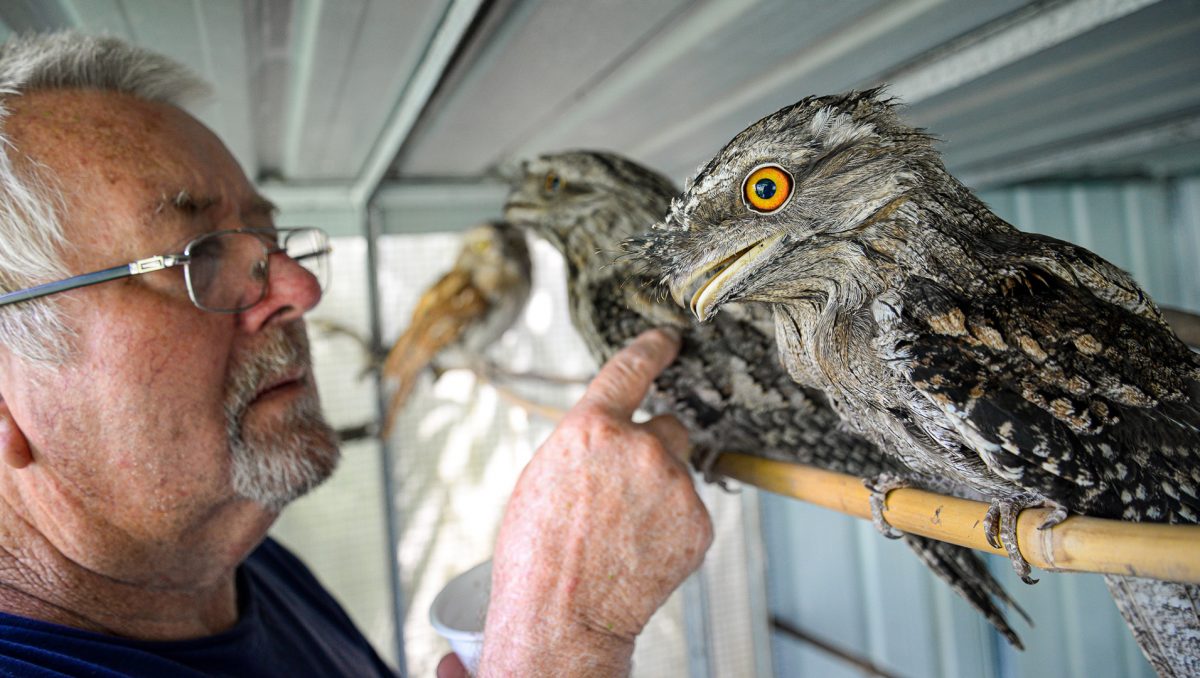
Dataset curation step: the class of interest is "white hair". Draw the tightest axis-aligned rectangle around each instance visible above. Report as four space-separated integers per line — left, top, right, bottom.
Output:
0 31 209 363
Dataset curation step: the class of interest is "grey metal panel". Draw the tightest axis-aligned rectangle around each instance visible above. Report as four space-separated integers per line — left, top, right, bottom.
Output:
0 0 76 32
395 0 695 178
281 0 448 181
911 0 1200 179
761 494 871 677
394 0 1037 181
761 494 1156 677
244 0 294 179
763 492 1006 677
374 182 509 235
275 203 365 238
303 0 446 181
853 523 942 673
508 0 886 168
629 0 1031 180
886 0 1161 106
508 0 1026 181
16 0 1196 193
959 116 1200 189
62 0 133 35
389 0 1200 188
1172 176 1200 312
979 179 1193 312
987 562 1156 678
192 0 257 179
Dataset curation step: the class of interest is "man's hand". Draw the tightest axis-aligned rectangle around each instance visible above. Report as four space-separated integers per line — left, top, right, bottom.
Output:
478 328 713 676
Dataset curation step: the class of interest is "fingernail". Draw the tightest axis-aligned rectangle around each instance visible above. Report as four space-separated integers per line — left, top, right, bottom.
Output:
655 326 682 344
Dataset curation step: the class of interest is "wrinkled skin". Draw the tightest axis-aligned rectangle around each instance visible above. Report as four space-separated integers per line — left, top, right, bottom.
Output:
0 89 334 639
480 329 712 676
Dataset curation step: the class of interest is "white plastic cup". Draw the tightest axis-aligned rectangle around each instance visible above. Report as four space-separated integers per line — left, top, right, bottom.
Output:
429 559 492 675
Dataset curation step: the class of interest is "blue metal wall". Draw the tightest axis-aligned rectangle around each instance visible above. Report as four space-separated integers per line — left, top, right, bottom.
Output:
762 176 1200 678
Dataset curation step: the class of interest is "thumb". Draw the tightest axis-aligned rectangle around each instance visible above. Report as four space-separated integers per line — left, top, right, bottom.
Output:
436 652 468 678
581 328 681 417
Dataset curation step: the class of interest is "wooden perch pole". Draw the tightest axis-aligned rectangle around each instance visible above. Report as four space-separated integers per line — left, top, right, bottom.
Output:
713 452 1200 584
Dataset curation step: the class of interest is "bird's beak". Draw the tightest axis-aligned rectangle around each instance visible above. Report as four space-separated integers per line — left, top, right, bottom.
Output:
671 232 784 322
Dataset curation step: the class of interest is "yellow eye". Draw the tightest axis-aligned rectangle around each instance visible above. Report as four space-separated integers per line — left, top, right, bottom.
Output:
742 164 793 213
544 172 562 193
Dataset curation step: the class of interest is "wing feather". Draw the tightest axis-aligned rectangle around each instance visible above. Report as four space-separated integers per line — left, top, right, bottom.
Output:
891 271 1200 523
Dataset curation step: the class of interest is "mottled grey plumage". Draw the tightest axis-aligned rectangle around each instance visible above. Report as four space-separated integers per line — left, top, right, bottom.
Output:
506 149 1029 648
638 89 1200 676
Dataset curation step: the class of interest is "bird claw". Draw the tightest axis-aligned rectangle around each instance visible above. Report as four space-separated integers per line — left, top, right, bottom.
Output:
1038 504 1069 531
983 493 1065 585
864 473 908 540
693 447 732 490
982 502 1005 551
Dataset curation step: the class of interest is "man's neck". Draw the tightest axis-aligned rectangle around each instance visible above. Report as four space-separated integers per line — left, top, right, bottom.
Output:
0 482 272 641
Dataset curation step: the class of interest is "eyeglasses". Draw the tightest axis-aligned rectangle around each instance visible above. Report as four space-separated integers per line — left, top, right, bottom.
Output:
0 227 330 313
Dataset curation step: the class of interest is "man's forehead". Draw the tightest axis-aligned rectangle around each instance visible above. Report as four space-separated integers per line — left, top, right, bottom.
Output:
9 89 264 223
7 89 178 155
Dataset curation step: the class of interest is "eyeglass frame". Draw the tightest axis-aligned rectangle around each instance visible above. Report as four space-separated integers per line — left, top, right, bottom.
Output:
0 227 331 313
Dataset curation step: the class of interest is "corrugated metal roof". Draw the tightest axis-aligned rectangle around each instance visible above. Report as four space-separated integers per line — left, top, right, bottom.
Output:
3 0 1196 199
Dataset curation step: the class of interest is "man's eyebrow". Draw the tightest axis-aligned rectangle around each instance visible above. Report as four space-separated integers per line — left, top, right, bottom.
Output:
147 191 278 220
249 195 279 219
151 189 218 216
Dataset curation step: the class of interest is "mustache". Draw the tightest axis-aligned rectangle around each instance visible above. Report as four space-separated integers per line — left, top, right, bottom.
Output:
224 322 312 422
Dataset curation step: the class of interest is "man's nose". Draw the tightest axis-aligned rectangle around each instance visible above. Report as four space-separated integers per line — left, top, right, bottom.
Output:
237 251 323 332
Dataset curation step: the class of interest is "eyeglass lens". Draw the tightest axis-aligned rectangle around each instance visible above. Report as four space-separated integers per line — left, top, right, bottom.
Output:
284 228 330 294
184 228 329 313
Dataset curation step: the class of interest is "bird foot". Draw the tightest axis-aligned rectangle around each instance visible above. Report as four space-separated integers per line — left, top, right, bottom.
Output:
693 447 732 490
982 493 1066 585
864 473 908 540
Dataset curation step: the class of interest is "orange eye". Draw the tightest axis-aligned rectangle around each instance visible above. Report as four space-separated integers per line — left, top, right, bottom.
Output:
544 172 561 193
742 164 793 213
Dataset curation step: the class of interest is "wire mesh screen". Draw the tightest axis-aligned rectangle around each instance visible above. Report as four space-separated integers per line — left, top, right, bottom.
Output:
269 236 397 668
376 231 768 677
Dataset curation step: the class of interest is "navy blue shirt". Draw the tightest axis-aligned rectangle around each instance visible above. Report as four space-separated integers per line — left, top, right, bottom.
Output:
0 538 396 677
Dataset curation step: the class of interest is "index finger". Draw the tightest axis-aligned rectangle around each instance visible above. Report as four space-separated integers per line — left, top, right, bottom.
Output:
581 328 681 417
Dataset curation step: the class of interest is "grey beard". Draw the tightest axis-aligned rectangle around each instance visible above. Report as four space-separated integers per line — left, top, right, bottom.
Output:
223 322 340 512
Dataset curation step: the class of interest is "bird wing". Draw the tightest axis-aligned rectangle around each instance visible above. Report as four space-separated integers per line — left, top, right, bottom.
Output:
885 269 1200 523
380 269 489 437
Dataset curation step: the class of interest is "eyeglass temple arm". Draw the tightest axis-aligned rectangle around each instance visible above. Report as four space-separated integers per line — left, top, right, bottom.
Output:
0 255 185 308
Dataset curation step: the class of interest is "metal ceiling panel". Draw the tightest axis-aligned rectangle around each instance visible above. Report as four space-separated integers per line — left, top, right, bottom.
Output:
0 0 77 32
512 0 889 168
61 0 133 35
579 0 1029 179
2 0 1198 198
391 0 1031 181
120 0 257 178
908 0 1200 181
277 0 449 181
393 0 695 178
245 0 295 178
389 0 1200 189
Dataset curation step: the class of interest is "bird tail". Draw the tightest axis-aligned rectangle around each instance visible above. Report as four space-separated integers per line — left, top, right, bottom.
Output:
903 535 1031 649
1105 575 1200 677
380 270 488 437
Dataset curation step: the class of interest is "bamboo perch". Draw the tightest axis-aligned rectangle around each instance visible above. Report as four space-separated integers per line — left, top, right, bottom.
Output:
713 452 1200 584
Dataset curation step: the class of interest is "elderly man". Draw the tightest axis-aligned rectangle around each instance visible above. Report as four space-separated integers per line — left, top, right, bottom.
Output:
0 32 711 677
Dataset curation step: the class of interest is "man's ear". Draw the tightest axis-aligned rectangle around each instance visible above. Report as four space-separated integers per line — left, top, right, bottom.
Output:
0 396 32 469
